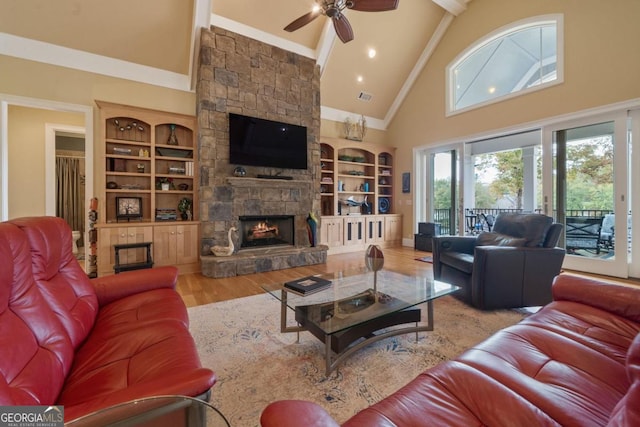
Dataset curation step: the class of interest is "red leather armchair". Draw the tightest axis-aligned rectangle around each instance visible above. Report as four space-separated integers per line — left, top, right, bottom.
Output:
0 217 216 422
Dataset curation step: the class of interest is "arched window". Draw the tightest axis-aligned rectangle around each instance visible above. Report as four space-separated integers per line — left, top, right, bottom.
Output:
447 15 563 115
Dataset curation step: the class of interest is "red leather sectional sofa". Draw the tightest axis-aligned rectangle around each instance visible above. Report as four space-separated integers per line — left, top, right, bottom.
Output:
261 274 640 426
0 217 216 422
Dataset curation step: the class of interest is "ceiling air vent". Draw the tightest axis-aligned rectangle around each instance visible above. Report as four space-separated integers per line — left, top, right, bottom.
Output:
357 91 373 102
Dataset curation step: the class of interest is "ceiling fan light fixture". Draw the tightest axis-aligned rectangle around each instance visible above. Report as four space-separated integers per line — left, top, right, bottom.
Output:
284 0 399 42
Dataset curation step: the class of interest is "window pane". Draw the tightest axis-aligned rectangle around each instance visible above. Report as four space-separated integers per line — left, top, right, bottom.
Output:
451 21 558 112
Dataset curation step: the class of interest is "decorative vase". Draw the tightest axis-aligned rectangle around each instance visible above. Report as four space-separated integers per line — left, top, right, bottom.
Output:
167 124 179 145
365 245 384 297
161 183 170 191
180 212 189 221
306 212 318 247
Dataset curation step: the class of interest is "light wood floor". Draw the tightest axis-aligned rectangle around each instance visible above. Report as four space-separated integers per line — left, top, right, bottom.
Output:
176 246 640 308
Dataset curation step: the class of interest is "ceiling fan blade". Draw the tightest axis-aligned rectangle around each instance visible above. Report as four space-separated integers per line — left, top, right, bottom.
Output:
333 15 354 43
284 11 320 32
349 0 399 12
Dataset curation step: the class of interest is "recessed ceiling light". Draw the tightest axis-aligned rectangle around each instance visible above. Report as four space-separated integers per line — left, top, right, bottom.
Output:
357 75 363 83
488 86 496 94
368 49 377 58
312 5 321 13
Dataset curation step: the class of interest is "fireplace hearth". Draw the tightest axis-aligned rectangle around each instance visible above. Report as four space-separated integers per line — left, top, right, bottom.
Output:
238 215 295 249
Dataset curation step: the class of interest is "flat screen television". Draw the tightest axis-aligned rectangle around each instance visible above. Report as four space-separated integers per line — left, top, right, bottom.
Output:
229 113 308 170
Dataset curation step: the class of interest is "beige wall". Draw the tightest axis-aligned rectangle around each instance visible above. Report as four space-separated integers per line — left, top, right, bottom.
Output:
387 0 640 240
0 56 196 115
7 106 84 218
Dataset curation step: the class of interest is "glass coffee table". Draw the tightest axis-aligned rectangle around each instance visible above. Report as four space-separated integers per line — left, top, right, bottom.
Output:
262 268 459 376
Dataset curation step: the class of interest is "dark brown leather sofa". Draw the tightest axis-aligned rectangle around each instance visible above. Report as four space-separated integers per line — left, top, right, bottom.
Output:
260 274 640 426
432 213 565 309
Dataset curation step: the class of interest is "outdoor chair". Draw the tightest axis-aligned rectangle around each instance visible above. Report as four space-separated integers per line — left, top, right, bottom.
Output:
565 217 603 254
599 214 615 251
432 213 565 310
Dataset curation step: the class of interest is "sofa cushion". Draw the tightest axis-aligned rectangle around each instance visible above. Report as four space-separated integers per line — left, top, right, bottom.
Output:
344 360 558 426
439 251 474 274
58 319 210 419
0 223 73 406
459 323 629 427
607 333 640 426
476 231 526 247
492 213 553 247
10 217 98 348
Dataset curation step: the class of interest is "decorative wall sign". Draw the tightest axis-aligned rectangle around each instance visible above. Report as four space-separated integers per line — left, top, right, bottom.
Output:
402 172 410 193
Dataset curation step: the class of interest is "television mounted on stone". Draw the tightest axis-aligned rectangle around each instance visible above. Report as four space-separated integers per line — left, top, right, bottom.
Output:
228 113 308 170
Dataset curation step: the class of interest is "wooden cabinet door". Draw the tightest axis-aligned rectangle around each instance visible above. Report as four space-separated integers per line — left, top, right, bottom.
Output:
320 217 343 247
153 225 178 266
154 224 199 267
127 227 153 263
344 216 365 246
176 224 199 265
97 228 120 275
384 215 402 243
97 226 152 276
365 216 385 243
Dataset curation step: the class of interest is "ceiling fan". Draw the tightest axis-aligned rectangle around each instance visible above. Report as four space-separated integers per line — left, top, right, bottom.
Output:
284 0 399 43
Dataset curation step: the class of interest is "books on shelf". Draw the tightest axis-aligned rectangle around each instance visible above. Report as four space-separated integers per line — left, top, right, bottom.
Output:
185 161 194 177
155 208 177 221
284 275 332 296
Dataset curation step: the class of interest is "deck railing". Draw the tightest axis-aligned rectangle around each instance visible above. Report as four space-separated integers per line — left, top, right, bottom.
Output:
431 208 613 236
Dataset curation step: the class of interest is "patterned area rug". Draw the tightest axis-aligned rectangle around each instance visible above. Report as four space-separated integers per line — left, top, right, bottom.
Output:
188 293 525 427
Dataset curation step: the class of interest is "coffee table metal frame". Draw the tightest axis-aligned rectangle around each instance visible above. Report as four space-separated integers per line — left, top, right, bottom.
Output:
64 395 230 427
263 268 459 376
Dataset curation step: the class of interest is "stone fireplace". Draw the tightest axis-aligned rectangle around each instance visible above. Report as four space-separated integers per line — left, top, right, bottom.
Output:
238 215 294 249
196 26 326 277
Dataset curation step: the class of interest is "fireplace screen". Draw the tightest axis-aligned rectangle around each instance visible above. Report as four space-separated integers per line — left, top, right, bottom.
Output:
238 215 295 249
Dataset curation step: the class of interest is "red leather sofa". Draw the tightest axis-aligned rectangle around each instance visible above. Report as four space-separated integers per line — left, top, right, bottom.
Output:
0 217 216 422
261 274 640 426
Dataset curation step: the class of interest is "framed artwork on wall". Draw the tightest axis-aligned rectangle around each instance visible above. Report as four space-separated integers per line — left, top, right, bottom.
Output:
116 197 142 221
402 172 410 193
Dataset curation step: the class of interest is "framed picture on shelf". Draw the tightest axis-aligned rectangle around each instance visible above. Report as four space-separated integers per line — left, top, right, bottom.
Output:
116 197 143 221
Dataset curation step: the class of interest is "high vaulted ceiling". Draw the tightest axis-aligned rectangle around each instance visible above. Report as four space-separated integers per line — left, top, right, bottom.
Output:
0 0 470 129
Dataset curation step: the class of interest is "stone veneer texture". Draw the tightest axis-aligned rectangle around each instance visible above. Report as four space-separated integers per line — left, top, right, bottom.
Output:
197 26 322 255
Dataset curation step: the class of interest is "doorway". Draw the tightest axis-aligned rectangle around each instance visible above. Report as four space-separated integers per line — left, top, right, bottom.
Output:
49 127 87 267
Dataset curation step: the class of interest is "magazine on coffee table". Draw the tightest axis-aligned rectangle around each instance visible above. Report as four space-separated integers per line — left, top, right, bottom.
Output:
284 275 332 296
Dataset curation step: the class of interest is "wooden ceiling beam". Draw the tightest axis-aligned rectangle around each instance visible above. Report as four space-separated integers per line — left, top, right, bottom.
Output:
432 0 468 16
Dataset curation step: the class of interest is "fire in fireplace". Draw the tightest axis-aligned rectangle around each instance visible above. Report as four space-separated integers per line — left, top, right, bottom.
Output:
238 215 295 249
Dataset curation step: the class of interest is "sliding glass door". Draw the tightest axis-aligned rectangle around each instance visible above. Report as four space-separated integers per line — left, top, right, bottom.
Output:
543 112 628 277
415 146 460 236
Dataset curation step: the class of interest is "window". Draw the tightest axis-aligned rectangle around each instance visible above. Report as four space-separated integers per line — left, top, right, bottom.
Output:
447 15 563 115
